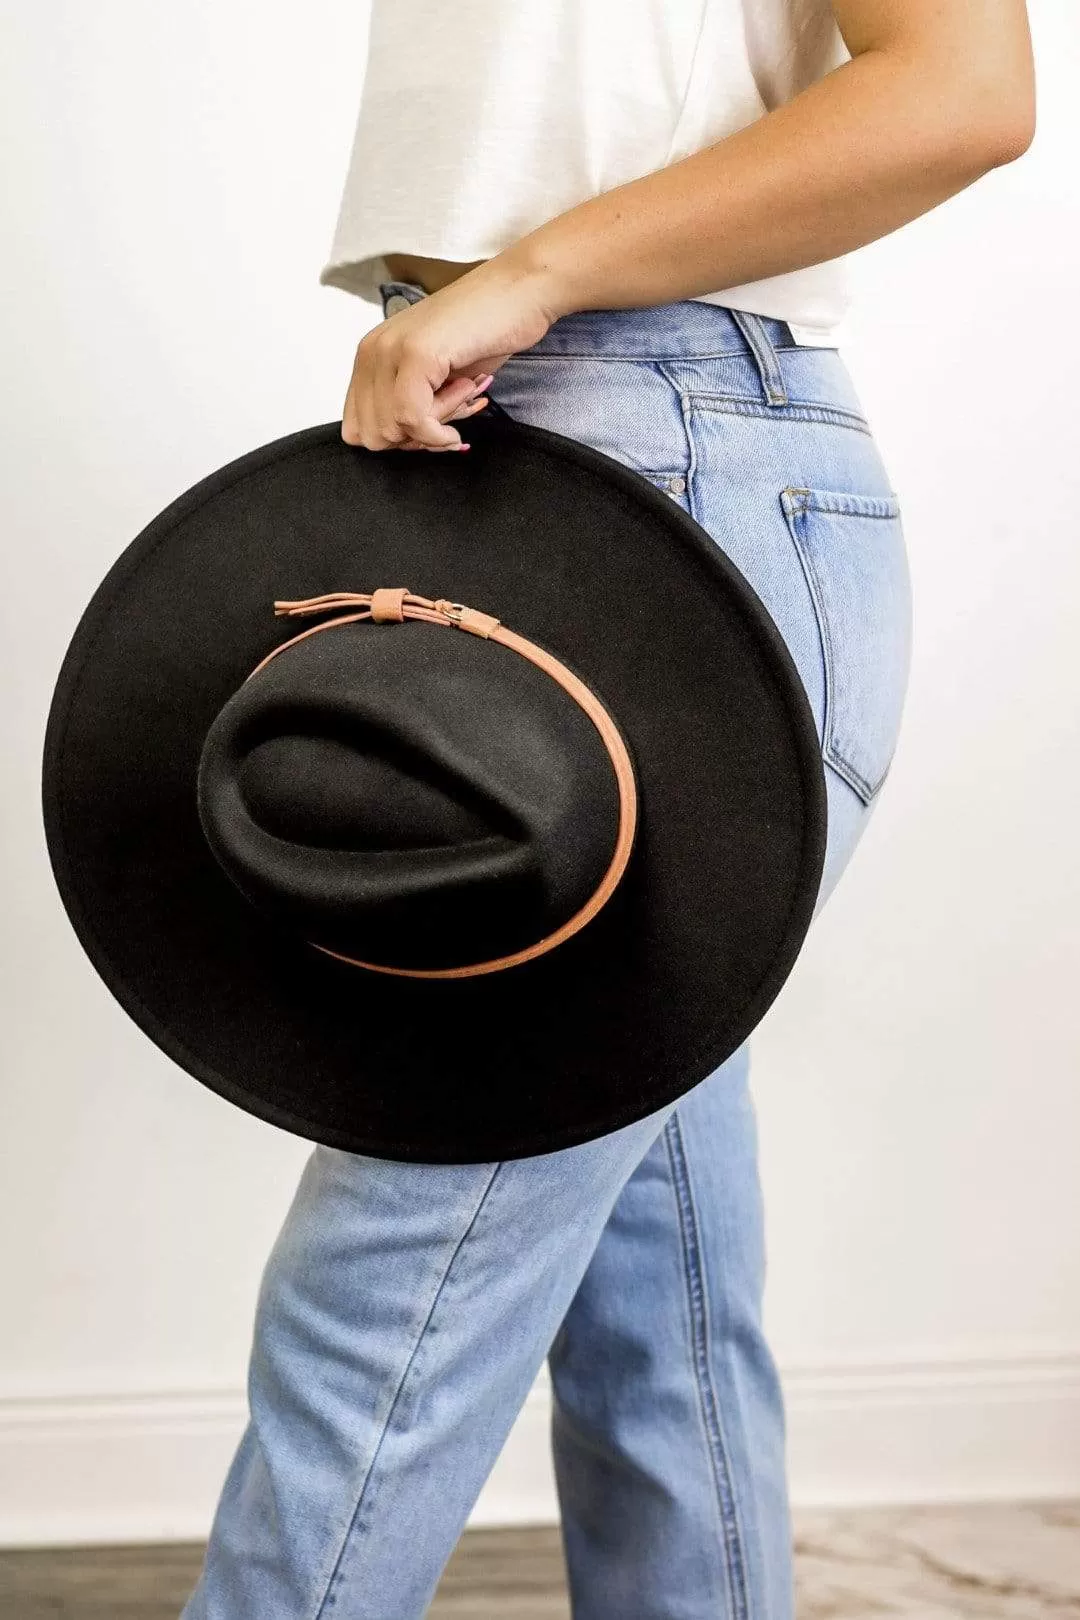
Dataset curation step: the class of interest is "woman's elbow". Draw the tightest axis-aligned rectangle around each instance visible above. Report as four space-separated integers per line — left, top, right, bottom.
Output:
950 71 1037 173
979 93 1036 166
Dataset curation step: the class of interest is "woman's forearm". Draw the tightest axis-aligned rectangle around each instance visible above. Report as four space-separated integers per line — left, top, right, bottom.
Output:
510 0 1035 320
341 0 1034 449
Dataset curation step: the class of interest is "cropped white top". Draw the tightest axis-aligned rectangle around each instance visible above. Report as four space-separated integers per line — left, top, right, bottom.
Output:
319 0 854 346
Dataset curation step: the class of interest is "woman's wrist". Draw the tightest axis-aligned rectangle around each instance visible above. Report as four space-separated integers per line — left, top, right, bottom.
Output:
495 233 586 324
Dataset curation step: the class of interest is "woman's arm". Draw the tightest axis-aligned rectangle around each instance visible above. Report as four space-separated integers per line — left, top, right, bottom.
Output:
342 0 1034 452
516 0 1036 316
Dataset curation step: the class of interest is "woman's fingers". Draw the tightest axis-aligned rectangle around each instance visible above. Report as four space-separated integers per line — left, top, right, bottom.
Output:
392 359 467 449
375 371 492 451
398 393 490 450
347 359 465 450
441 372 494 418
342 308 504 450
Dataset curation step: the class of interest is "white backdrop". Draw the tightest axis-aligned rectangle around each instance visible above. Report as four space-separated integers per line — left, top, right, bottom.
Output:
2 1 1078 1546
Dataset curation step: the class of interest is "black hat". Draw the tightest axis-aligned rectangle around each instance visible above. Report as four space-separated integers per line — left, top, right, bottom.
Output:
42 405 826 1163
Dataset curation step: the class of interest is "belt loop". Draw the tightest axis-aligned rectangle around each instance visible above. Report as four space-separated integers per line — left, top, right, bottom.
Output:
728 308 789 407
379 279 429 319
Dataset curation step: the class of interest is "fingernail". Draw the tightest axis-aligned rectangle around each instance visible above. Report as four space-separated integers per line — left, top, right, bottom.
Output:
467 374 495 401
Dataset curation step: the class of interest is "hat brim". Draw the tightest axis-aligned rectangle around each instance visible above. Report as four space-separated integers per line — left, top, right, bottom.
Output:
42 412 826 1162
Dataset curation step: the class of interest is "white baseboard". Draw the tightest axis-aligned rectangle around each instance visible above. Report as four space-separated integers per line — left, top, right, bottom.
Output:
2 1355 1078 1548
0 1383 557 1549
782 1353 1080 1508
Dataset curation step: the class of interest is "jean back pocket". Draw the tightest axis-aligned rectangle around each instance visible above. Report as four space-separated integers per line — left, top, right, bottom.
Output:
781 486 914 805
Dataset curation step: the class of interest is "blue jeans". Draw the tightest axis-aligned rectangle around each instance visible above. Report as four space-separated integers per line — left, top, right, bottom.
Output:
182 286 913 1619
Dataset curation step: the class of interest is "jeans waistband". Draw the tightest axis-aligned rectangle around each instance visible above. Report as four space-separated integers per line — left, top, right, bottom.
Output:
379 280 795 408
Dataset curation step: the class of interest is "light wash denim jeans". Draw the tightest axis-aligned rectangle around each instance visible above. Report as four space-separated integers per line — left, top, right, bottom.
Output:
181 284 913 1620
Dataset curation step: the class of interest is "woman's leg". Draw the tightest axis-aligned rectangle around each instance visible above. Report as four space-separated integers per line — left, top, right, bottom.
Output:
488 310 912 1619
547 784 878 1620
549 1042 792 1620
181 1103 680 1618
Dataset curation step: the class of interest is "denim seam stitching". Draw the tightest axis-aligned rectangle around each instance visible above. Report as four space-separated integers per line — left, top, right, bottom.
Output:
311 1162 504 1618
499 345 804 362
664 1113 752 1620
783 485 899 519
652 362 698 517
688 397 871 433
779 491 879 805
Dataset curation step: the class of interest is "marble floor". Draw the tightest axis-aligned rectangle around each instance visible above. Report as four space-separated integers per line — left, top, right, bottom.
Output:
0 1502 1076 1618
793 1501 1080 1619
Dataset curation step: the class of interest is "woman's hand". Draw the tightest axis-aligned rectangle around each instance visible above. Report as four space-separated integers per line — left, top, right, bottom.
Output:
341 252 563 453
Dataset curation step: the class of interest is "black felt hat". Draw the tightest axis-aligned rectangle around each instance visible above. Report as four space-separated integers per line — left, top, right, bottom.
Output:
42 404 827 1163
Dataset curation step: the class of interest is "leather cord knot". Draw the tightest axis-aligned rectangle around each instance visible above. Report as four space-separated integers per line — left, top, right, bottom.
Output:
370 587 409 623
273 590 501 639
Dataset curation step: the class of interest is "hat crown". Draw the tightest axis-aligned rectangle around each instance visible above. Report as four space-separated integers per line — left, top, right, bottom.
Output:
197 617 622 974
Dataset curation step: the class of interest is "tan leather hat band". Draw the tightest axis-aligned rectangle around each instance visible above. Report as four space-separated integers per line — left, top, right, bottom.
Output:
243 590 638 978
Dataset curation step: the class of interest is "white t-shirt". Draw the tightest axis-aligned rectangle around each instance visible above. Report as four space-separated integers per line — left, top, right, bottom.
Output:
319 0 854 346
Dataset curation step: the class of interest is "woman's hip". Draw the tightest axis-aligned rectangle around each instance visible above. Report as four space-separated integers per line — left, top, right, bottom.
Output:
485 301 915 914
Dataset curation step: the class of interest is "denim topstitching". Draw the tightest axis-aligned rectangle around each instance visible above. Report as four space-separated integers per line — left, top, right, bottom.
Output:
313 1162 505 1617
664 1111 752 1620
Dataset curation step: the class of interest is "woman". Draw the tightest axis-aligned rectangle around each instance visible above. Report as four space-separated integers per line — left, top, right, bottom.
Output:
183 2 1034 1615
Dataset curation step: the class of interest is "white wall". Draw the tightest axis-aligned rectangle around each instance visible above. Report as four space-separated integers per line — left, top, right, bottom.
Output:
2 1 1078 1547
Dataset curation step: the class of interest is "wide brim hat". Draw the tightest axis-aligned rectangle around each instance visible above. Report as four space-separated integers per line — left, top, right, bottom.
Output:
42 405 826 1163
